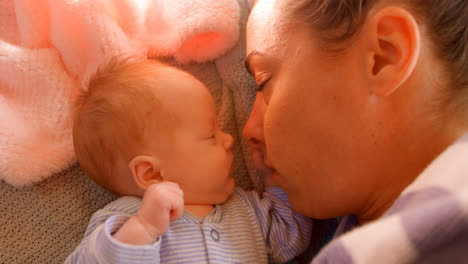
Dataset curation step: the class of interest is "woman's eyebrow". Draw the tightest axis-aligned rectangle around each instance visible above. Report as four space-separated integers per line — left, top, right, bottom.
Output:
245 51 265 76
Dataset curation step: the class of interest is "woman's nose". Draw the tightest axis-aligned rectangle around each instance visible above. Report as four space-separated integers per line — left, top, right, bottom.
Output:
244 124 264 150
243 94 266 150
247 137 263 149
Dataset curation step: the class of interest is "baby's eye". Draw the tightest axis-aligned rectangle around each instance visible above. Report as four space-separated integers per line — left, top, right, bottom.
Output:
208 133 216 140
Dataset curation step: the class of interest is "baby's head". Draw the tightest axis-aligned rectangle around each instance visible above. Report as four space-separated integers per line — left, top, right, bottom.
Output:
73 58 235 204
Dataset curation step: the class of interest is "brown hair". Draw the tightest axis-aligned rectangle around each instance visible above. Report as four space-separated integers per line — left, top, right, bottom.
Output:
287 0 468 111
73 58 170 191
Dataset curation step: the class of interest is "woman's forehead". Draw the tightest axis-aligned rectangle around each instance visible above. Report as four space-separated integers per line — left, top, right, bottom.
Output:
247 0 286 55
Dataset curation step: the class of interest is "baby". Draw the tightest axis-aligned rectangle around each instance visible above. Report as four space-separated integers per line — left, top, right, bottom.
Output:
65 58 312 264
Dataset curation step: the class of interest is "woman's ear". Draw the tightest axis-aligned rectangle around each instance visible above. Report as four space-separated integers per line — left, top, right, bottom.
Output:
362 6 420 96
128 155 164 190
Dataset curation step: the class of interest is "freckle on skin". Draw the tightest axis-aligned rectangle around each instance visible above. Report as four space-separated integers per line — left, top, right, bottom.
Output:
371 133 378 145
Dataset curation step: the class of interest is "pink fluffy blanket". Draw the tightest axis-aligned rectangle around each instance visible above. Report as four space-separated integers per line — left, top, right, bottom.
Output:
0 0 241 187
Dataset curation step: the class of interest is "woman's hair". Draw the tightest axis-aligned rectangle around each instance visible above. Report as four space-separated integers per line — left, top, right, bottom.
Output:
73 58 169 191
286 0 468 112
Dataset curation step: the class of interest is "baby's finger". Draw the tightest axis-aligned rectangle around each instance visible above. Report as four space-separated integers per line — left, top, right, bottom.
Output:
169 195 184 220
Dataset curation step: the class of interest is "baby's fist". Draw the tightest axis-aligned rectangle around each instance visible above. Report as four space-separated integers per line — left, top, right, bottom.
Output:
136 182 184 238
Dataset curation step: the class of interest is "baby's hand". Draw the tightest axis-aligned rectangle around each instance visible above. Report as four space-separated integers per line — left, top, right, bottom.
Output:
113 182 184 245
136 182 184 238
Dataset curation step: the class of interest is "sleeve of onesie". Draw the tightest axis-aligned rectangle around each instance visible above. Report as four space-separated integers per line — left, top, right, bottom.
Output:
240 187 314 263
64 197 161 264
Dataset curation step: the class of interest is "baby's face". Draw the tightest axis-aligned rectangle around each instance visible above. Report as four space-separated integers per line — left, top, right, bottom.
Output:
156 67 235 205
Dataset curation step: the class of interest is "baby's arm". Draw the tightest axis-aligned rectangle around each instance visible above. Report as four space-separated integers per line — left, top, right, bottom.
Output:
243 188 314 263
64 182 183 264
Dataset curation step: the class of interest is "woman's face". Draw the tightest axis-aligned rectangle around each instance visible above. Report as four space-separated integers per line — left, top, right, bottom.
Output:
245 0 394 218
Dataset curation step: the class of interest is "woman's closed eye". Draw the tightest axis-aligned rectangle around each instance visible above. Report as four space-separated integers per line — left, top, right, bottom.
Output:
256 81 266 92
255 76 272 104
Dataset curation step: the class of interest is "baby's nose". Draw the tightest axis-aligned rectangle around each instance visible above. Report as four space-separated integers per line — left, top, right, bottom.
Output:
223 132 234 150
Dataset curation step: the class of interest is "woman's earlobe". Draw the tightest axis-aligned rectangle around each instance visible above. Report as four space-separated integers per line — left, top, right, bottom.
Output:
128 155 163 190
365 7 420 96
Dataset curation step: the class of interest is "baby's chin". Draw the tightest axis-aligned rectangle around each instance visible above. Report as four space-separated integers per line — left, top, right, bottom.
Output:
225 176 236 194
216 177 235 204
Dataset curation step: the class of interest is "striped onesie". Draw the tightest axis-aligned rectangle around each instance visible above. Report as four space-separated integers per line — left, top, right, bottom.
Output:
65 187 313 263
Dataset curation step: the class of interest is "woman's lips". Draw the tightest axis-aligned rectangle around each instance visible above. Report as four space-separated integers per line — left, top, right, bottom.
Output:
251 148 274 176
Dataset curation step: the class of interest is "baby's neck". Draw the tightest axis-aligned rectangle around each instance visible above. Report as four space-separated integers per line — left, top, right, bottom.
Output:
184 204 215 218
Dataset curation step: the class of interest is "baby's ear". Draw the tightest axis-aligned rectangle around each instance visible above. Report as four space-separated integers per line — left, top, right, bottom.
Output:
128 155 164 190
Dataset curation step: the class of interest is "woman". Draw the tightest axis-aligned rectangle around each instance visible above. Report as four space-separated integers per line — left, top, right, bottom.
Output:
243 0 468 262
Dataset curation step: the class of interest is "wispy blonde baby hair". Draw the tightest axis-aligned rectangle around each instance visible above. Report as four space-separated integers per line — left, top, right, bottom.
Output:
73 57 171 193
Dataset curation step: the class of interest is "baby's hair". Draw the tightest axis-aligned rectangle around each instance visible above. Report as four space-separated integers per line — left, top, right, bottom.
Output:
73 57 170 192
285 0 468 115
